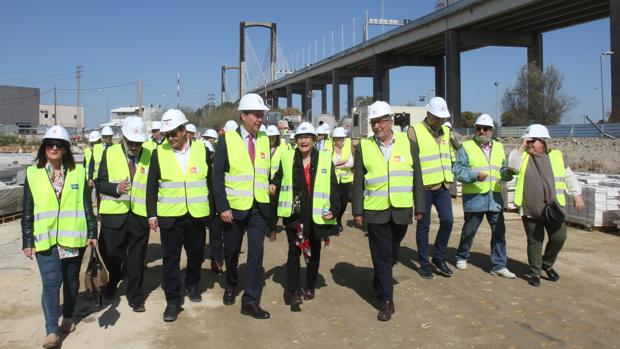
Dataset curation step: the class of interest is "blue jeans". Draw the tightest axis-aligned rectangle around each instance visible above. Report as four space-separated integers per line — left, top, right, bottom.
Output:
35 246 85 335
455 212 507 271
415 187 454 266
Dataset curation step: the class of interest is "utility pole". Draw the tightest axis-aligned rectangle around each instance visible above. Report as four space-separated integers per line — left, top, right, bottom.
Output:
76 65 82 129
138 79 143 116
54 84 57 126
177 72 180 109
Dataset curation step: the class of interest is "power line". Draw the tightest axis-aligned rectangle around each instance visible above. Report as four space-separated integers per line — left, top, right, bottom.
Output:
0 67 74 76
57 81 137 91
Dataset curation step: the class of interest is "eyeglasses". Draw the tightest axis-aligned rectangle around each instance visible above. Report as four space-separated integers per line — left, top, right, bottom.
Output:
476 126 493 132
370 117 392 127
44 140 65 149
164 127 183 139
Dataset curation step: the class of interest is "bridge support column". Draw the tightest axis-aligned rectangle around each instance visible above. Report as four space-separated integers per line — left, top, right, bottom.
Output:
611 0 620 120
304 78 313 119
446 29 461 127
321 85 328 114
373 54 390 102
527 33 543 71
347 79 354 117
286 85 293 108
435 56 445 99
332 69 341 120
271 91 279 109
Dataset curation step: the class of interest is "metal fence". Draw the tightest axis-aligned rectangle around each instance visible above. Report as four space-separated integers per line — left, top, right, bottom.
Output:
456 123 620 138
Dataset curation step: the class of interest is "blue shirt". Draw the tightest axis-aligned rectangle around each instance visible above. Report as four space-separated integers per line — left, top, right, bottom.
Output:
453 140 512 212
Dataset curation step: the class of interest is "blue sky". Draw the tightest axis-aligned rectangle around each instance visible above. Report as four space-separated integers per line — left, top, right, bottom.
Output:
0 0 613 127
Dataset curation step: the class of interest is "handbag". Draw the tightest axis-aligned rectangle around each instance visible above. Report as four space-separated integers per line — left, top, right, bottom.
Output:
85 246 109 306
542 200 565 228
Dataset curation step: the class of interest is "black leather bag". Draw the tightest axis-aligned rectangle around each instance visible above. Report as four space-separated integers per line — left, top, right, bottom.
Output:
542 200 565 228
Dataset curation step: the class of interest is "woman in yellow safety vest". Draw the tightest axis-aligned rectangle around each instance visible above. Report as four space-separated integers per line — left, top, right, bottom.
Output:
21 125 97 349
266 125 286 241
270 122 340 311
508 124 584 288
331 127 353 232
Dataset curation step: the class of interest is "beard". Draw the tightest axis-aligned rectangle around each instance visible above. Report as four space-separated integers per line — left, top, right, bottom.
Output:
474 134 491 144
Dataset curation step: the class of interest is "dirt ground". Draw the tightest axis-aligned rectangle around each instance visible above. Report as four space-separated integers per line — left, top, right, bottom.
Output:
1 203 619 349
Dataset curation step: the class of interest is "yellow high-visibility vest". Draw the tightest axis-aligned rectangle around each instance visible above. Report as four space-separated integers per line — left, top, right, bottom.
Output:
333 138 353 184
412 123 454 185
514 149 567 207
460 140 505 195
92 143 105 179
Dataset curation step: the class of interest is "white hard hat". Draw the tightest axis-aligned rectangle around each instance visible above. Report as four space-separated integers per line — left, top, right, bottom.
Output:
160 109 188 132
332 127 347 138
443 121 452 129
425 96 451 119
101 126 114 136
475 114 494 128
204 129 218 139
521 124 551 139
44 125 70 142
151 121 161 131
185 123 197 133
88 130 101 142
368 101 393 120
295 122 316 136
224 120 238 132
317 124 330 135
121 116 147 142
260 124 267 133
289 132 295 140
238 93 270 111
266 125 280 136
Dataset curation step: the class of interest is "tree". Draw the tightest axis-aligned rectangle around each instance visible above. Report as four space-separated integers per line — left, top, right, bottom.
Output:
501 63 576 126
354 95 373 107
460 111 480 128
280 107 301 116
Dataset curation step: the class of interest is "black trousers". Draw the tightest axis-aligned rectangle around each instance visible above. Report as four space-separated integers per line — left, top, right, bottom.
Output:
268 194 279 234
99 212 149 305
222 207 266 305
285 226 322 292
208 215 223 262
336 182 351 228
160 214 206 306
367 220 408 302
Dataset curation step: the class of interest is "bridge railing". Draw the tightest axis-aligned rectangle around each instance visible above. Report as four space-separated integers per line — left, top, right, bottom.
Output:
455 123 620 138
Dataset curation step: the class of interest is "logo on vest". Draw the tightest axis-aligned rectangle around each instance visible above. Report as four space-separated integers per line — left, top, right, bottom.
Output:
140 167 145 174
71 184 78 189
190 167 198 173
394 155 401 162
261 152 266 159
321 169 327 174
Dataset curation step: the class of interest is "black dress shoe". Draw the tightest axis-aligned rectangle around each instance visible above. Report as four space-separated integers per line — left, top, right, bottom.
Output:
223 287 236 305
432 260 453 277
289 291 302 305
419 265 434 279
163 304 181 322
377 300 394 321
186 285 202 303
543 267 560 281
528 276 541 287
129 302 145 313
241 303 271 319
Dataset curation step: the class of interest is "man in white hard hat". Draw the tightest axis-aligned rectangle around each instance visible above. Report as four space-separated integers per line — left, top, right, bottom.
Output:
331 126 353 232
443 121 461 164
408 96 455 279
508 124 584 287
146 109 211 321
89 126 114 183
185 123 197 142
201 127 224 273
95 117 152 312
266 125 285 241
146 121 164 150
453 114 516 279
224 119 239 132
212 93 272 319
84 131 101 188
352 101 425 321
315 124 332 151
202 129 218 153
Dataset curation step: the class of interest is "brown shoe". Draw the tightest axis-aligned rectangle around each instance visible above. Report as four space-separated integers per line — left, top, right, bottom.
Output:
60 318 75 333
377 300 394 321
42 333 61 348
211 259 223 274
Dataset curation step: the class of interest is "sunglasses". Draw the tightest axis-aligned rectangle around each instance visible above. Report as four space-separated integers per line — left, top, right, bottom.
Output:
370 117 392 126
164 127 184 139
476 126 493 132
44 140 66 149
526 138 541 144
126 140 143 147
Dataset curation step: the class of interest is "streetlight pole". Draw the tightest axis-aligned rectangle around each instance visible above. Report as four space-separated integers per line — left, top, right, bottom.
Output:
600 50 615 123
381 0 386 34
341 24 344 51
352 17 356 46
322 36 326 58
494 81 500 124
331 30 335 55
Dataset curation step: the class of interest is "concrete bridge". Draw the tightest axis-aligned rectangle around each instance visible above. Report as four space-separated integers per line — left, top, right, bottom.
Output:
249 0 617 127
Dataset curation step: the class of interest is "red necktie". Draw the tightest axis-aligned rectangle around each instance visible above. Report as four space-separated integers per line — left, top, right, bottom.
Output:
128 157 136 180
248 133 255 164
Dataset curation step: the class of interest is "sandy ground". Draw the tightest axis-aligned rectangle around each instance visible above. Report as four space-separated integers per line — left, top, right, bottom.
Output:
1 203 620 349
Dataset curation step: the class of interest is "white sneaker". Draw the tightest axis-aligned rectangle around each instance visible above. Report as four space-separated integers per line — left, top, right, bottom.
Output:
455 260 467 270
490 268 516 279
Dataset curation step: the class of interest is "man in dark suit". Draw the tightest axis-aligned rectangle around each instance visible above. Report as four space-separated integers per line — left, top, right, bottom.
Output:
96 117 151 312
212 93 272 319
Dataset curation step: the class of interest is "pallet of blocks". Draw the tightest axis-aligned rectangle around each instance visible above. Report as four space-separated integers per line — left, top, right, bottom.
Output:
566 173 620 229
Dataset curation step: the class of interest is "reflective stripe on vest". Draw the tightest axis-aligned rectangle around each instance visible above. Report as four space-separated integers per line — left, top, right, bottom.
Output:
92 143 105 179
514 149 567 207
98 144 151 217
277 149 336 225
156 142 210 217
26 166 88 252
461 140 505 195
413 123 454 185
224 130 270 210
360 132 414 210
333 138 353 184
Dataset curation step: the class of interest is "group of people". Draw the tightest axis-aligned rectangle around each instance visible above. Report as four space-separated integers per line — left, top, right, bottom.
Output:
22 92 585 348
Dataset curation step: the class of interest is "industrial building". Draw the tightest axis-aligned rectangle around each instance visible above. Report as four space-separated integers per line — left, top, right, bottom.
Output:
39 104 84 128
0 85 40 129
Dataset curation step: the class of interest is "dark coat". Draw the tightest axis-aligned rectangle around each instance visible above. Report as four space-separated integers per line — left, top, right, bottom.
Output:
145 141 212 229
271 148 340 239
212 127 271 220
21 167 98 249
